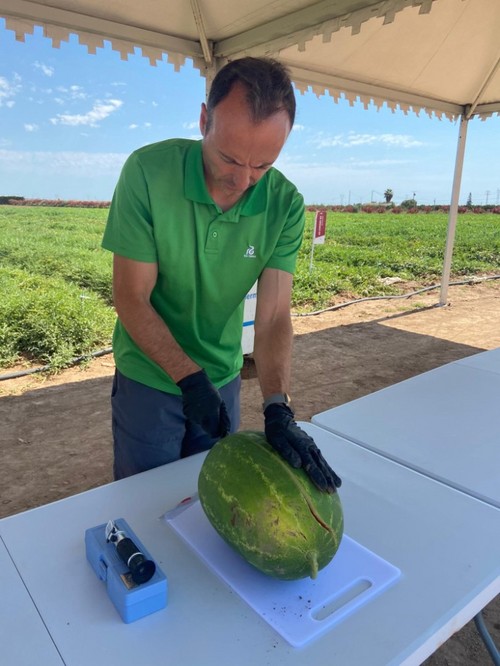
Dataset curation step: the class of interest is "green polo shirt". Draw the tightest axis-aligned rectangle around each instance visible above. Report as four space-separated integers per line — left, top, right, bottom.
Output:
102 139 305 394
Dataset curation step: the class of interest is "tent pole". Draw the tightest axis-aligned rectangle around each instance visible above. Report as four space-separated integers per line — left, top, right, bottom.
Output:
439 114 469 306
203 58 225 99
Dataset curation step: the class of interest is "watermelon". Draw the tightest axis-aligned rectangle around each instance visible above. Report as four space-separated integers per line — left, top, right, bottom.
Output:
198 430 344 580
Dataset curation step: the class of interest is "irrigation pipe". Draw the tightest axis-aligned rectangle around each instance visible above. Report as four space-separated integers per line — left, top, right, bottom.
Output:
0 347 113 381
291 274 500 317
1 274 499 382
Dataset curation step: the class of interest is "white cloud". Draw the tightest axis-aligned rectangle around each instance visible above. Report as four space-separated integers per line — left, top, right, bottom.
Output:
312 131 424 149
55 84 88 101
69 84 85 96
183 121 199 130
277 153 413 179
292 124 305 131
352 133 423 147
50 99 123 127
129 121 152 129
0 74 22 108
24 124 39 132
348 158 411 167
0 148 128 176
274 150 453 205
33 61 55 77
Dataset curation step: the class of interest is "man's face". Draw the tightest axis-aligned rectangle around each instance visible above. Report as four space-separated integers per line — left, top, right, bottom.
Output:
200 83 291 210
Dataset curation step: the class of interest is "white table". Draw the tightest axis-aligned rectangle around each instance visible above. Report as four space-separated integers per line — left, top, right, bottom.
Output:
1 424 499 666
455 347 500 375
0 535 64 665
312 361 500 508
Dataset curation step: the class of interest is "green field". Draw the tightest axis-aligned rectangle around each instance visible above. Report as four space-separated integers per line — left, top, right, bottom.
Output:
0 206 499 369
297 209 500 311
0 206 115 369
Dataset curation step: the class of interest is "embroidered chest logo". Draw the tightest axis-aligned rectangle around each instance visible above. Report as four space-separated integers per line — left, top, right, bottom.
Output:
244 245 256 258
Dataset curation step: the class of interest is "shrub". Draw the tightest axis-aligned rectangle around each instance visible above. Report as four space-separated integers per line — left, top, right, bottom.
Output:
4 198 110 208
0 267 116 369
0 196 24 205
401 198 418 209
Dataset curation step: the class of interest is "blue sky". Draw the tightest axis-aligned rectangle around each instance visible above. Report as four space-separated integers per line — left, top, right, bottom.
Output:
0 19 498 205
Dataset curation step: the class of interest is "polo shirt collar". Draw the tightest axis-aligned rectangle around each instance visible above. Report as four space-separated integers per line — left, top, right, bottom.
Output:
184 140 268 217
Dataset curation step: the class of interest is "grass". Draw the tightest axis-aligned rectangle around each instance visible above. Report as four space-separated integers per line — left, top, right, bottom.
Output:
0 206 115 369
294 211 500 311
0 206 499 369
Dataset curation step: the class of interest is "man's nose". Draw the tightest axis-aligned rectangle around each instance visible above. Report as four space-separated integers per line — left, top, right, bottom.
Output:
233 166 254 190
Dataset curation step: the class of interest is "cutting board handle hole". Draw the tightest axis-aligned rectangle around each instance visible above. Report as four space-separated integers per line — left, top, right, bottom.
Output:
312 578 372 621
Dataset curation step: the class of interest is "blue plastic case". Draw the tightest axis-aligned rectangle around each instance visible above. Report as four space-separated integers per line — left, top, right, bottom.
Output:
85 518 167 623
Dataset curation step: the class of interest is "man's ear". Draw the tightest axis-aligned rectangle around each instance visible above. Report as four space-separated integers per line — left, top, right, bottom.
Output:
199 102 208 136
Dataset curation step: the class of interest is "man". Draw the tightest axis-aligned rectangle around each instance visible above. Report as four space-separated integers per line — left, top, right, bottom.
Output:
102 57 340 493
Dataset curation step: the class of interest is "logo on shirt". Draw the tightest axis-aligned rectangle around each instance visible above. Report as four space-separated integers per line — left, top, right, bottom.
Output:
244 245 256 258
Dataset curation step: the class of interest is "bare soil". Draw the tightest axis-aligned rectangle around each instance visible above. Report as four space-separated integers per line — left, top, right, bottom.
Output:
1 280 499 664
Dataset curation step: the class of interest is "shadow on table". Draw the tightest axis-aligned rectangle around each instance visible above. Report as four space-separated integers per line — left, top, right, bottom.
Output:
289 316 485 421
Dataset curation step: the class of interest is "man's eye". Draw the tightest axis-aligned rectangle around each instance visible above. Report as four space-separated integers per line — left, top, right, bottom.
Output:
220 155 269 170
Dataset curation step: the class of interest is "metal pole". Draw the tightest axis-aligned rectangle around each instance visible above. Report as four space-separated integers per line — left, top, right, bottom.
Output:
474 612 500 665
439 115 469 306
203 61 218 99
309 231 315 272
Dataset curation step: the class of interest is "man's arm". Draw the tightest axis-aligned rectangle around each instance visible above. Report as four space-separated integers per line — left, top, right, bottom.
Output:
252 267 294 400
112 254 199 383
254 267 341 493
112 254 230 437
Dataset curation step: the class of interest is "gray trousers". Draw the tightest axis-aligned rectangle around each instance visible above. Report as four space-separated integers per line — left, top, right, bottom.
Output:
111 369 241 480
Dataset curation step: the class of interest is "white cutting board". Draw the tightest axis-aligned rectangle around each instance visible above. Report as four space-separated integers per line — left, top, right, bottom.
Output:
163 498 400 647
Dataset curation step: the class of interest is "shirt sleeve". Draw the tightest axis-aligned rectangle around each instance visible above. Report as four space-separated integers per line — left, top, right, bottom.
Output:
101 152 158 263
265 187 305 275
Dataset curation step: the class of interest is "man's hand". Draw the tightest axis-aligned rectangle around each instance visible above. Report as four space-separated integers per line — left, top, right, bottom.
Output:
264 403 341 493
177 370 230 438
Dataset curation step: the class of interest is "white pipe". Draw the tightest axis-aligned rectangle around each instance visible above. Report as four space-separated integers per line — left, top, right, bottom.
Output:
439 115 469 306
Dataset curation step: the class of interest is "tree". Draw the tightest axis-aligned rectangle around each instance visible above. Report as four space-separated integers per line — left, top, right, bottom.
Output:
401 198 418 209
466 192 472 207
384 188 393 203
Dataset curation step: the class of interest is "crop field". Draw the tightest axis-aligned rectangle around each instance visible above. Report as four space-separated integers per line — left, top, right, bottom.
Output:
0 205 499 369
297 209 500 312
0 206 114 369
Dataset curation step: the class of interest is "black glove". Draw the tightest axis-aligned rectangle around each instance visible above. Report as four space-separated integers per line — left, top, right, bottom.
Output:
177 370 230 439
264 403 341 493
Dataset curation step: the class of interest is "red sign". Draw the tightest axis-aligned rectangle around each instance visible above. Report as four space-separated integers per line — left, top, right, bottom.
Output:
313 210 327 244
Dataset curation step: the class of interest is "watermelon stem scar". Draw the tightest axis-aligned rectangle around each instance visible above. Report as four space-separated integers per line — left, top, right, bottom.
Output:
308 552 319 580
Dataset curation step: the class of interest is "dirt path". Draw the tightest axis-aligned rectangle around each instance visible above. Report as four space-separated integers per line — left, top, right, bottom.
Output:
1 280 499 664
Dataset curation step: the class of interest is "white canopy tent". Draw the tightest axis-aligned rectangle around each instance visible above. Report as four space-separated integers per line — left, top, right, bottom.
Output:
1 0 499 304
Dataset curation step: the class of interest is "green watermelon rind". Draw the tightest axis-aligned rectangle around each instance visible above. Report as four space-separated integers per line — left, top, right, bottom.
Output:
198 430 344 580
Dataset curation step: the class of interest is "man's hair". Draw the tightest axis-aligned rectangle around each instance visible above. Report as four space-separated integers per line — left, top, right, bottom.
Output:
206 57 296 130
